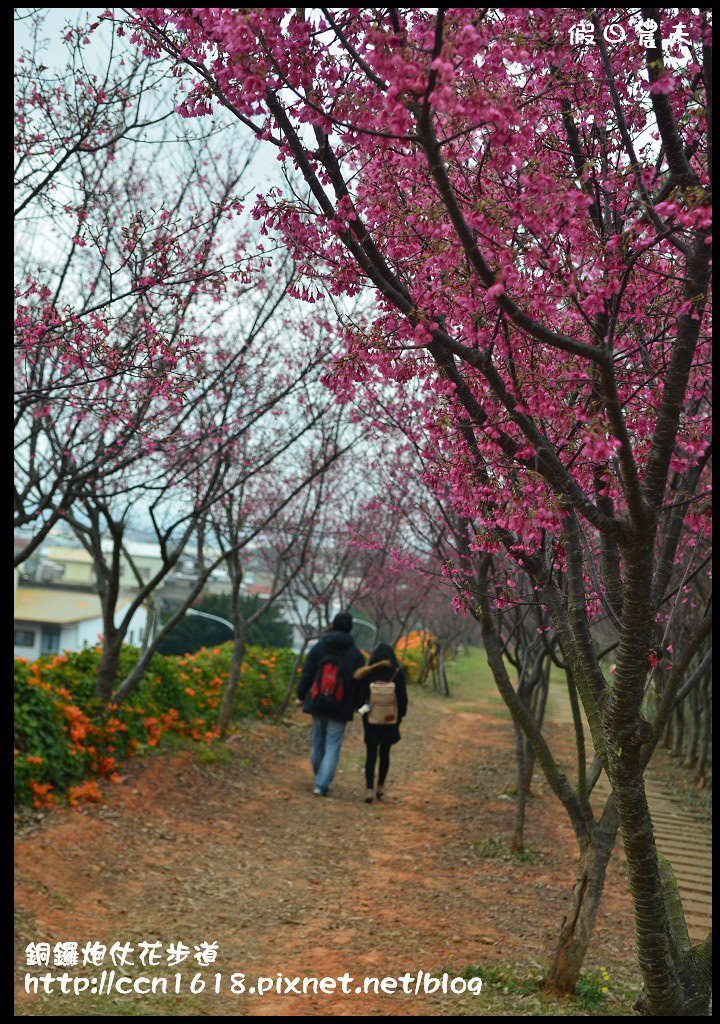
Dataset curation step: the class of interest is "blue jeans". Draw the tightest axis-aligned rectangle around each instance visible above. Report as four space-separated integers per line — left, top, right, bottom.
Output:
311 716 347 793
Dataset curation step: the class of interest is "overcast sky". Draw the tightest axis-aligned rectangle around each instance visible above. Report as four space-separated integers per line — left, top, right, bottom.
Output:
14 7 284 193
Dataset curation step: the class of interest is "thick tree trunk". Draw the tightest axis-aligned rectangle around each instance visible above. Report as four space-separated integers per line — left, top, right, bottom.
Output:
605 547 690 1014
544 801 617 994
599 532 713 1015
608 744 712 1014
633 854 712 1015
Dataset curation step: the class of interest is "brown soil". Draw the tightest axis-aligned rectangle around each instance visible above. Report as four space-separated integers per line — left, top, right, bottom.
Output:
15 680 661 1016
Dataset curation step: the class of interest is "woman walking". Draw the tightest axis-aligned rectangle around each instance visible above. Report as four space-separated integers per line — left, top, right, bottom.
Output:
355 642 408 803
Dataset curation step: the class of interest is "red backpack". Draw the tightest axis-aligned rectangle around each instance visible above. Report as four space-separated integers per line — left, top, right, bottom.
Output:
310 655 345 713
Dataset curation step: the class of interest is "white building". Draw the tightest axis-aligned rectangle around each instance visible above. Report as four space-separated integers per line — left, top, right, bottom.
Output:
13 587 148 660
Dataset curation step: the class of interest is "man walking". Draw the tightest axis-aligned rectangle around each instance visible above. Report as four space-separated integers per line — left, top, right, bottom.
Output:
297 612 365 795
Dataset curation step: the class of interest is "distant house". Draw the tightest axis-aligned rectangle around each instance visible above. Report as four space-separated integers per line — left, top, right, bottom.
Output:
13 524 284 656
13 587 148 660
244 571 272 598
18 533 167 592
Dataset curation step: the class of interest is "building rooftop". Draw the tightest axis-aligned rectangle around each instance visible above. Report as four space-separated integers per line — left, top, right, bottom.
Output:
14 587 134 624
45 545 94 564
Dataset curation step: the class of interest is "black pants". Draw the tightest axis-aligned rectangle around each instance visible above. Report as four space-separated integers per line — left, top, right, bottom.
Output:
365 744 391 789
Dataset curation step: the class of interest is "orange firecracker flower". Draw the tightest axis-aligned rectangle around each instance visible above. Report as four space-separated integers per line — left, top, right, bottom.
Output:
68 780 103 804
30 780 55 808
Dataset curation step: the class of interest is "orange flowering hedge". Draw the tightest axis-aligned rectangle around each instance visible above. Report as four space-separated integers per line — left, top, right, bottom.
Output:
396 630 435 682
14 643 294 808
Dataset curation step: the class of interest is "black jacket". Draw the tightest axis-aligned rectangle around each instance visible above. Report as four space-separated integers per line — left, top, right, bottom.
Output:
358 659 407 749
297 630 366 721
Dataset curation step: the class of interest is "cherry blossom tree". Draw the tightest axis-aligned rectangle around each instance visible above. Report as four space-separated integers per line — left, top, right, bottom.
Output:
129 8 712 1012
269 453 470 712
271 465 408 715
63 292 346 708
15 8 264 563
399 457 577 851
203 400 361 734
642 527 712 778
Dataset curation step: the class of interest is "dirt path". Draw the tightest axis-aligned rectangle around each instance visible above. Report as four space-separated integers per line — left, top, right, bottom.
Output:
15 670 659 1016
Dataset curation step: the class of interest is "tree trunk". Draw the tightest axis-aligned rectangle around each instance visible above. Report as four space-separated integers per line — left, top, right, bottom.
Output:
217 624 247 737
663 714 674 750
545 800 618 994
430 648 440 691
601 539 713 1016
608 743 712 1015
473 564 614 994
683 687 700 769
672 702 685 759
438 647 450 696
278 636 311 716
522 740 536 796
524 667 549 795
417 650 432 687
693 682 711 787
632 854 712 1015
511 718 527 852
95 631 123 701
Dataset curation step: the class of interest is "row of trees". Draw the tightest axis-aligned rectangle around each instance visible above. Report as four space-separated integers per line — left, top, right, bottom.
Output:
15 13 471 724
16 7 711 1016
126 7 712 1015
14 8 466 737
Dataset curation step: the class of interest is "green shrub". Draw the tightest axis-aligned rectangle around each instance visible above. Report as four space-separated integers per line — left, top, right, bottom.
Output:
14 642 294 807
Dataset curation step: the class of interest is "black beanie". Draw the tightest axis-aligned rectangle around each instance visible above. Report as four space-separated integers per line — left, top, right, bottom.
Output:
331 612 353 633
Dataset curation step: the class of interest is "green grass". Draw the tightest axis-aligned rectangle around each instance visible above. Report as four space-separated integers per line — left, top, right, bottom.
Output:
444 649 582 733
442 648 509 716
16 995 170 1016
471 835 545 864
434 961 635 1016
145 730 250 767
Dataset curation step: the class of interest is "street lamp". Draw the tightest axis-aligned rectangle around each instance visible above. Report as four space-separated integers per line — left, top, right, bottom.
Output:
186 608 235 635
350 615 377 647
